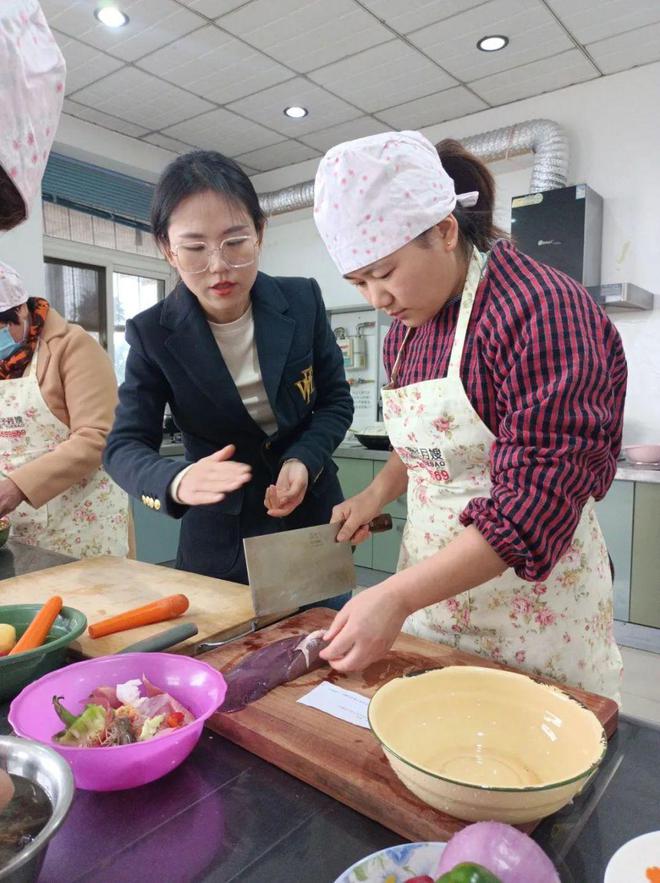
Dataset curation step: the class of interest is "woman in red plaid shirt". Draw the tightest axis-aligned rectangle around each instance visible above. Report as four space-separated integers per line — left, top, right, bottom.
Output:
313 131 625 701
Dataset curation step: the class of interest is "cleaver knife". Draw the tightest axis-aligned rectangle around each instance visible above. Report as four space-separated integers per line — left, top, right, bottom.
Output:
243 514 392 618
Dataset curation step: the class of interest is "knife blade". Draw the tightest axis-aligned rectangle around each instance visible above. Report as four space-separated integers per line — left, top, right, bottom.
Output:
243 515 393 618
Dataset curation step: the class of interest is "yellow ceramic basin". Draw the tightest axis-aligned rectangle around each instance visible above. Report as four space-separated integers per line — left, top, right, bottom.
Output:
368 666 606 824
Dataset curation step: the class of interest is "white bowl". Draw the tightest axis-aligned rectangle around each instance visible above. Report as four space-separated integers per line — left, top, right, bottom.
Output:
334 841 446 883
605 831 660 882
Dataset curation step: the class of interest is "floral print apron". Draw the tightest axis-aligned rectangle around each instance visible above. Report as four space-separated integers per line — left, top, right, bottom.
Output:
0 344 129 558
381 247 622 701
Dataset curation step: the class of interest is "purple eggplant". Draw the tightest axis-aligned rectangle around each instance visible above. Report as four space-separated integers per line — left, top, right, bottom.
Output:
221 630 328 713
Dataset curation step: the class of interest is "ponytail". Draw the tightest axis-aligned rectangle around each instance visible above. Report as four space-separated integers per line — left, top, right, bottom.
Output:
436 138 507 253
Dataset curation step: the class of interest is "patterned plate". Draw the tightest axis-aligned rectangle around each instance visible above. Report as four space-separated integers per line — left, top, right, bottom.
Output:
334 842 446 883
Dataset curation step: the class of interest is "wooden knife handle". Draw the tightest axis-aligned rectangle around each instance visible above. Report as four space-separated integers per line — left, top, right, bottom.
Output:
368 514 393 533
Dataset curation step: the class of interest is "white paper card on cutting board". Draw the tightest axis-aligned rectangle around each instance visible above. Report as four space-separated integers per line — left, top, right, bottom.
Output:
297 682 370 728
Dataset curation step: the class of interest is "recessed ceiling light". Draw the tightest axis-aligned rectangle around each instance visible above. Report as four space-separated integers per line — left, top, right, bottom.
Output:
477 34 509 52
283 106 308 119
94 5 129 28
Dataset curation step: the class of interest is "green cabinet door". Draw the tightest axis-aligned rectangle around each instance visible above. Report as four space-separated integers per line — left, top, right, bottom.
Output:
372 516 406 573
333 457 374 567
630 483 660 628
373 460 407 519
130 498 181 564
595 480 634 621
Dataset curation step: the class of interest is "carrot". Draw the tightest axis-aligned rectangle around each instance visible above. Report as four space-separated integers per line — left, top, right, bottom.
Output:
9 596 63 655
88 594 189 639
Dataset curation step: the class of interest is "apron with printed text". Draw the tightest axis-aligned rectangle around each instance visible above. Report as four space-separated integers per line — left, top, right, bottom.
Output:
381 247 622 701
0 345 129 558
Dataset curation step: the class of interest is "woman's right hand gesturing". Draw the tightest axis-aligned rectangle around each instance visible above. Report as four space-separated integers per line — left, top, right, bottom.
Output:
331 488 383 544
176 445 251 506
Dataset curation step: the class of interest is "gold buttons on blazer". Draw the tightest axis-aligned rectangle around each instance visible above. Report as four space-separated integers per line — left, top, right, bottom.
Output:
140 494 160 509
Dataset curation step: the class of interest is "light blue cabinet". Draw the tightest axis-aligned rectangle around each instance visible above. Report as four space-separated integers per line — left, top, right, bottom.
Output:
334 457 374 568
333 455 406 573
373 461 407 519
131 498 181 564
372 516 406 573
595 481 634 621
630 483 660 629
131 453 184 564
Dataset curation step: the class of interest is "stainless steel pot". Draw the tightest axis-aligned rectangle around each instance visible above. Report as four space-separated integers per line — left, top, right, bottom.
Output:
0 736 74 883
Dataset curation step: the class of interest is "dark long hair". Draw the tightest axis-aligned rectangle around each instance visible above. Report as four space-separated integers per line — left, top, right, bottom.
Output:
435 138 507 254
150 151 265 247
0 166 26 232
0 297 36 325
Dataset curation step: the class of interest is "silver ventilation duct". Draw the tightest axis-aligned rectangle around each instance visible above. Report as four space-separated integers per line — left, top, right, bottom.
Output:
257 118 569 217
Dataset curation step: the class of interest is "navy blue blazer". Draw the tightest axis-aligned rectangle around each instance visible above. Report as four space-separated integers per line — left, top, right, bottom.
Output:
104 272 354 582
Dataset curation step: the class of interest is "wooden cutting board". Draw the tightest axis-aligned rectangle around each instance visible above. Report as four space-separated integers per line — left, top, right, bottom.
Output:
203 608 619 842
0 556 255 656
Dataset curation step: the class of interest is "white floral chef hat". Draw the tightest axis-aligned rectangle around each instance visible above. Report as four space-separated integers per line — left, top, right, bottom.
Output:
0 0 66 219
314 130 478 276
0 261 28 312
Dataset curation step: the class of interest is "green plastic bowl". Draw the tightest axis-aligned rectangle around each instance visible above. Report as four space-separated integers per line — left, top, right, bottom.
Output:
0 604 87 702
0 516 9 548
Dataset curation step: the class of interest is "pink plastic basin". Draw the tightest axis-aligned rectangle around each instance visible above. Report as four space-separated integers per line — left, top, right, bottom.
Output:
623 444 660 464
8 652 227 791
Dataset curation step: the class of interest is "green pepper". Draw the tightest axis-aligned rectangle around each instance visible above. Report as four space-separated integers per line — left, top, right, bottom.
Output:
53 697 107 746
53 695 77 727
435 863 503 883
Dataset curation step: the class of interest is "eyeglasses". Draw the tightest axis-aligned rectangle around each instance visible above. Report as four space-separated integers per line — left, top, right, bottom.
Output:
171 236 259 274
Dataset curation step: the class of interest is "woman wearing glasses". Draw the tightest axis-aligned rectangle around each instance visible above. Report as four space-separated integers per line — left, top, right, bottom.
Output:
104 151 353 590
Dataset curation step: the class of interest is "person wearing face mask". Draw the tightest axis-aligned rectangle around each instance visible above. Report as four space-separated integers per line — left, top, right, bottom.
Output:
0 1 129 557
313 131 626 701
104 151 353 594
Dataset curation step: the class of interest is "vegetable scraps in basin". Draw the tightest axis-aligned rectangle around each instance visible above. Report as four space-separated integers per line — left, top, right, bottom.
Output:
52 676 195 747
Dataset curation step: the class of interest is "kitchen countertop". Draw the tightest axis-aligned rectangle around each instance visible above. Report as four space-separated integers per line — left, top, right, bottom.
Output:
161 438 660 483
1 677 658 882
2 549 660 882
0 540 75 580
335 442 660 483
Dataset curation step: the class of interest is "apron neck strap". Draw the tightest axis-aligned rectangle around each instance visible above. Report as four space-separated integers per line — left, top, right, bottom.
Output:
387 326 413 387
386 246 486 388
447 246 486 377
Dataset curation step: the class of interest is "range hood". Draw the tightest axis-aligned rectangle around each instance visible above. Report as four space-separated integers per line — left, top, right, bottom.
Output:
586 282 655 311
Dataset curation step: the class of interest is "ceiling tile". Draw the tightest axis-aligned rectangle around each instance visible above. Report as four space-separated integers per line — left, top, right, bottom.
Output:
408 0 574 82
359 0 489 35
71 68 215 130
41 0 204 62
227 77 363 136
217 0 392 73
177 0 248 16
62 99 150 137
374 85 487 129
53 30 124 93
469 48 598 104
137 24 293 104
545 0 660 45
587 20 660 74
300 117 390 152
235 140 320 172
309 40 456 112
142 133 197 153
162 107 284 154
